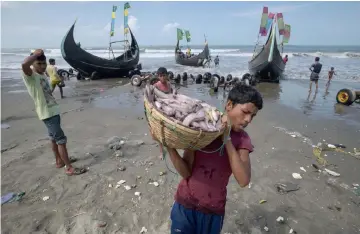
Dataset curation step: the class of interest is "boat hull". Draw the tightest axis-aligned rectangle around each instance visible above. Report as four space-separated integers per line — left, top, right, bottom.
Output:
248 25 285 82
61 22 140 79
175 41 210 67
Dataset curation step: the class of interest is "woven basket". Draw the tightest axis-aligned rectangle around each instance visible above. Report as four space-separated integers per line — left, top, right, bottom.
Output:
144 95 225 149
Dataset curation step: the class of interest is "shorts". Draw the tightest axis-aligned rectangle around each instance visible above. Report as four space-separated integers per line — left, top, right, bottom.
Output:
170 202 224 234
50 79 62 89
43 115 67 145
310 72 319 82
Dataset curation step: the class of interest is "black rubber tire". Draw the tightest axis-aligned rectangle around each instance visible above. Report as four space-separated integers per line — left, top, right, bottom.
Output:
57 69 70 79
131 74 142 86
226 74 232 82
182 72 188 81
90 71 99 80
76 72 85 80
220 76 225 84
336 88 356 106
168 71 174 80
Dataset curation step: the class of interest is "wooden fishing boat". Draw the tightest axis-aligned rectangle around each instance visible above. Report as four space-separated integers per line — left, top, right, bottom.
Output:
247 8 291 83
61 22 139 80
175 41 210 67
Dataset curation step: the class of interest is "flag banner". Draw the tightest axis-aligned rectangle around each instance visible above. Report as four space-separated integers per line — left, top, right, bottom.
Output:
124 2 131 34
177 28 184 40
283 24 291 43
185 30 191 42
277 13 285 35
263 12 275 36
259 6 268 35
110 5 117 37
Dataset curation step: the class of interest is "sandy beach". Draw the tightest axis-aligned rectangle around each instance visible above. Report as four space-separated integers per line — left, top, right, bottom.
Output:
1 77 360 234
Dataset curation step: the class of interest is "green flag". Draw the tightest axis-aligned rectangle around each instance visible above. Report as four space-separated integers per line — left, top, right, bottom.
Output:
185 30 191 42
124 2 130 9
177 28 184 41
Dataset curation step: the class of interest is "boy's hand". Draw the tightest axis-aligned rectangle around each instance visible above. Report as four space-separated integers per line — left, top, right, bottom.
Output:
32 49 44 57
221 115 231 143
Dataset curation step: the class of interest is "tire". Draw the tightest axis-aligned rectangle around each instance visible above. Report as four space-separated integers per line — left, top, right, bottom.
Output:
168 71 174 80
90 71 99 80
76 72 85 80
131 75 142 86
336 89 356 106
57 69 70 79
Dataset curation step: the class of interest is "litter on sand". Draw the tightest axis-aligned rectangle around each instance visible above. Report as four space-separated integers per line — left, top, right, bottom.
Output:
42 196 50 201
275 182 300 194
276 216 284 223
324 168 340 177
292 173 302 179
264 226 269 232
140 226 148 233
259 199 267 204
117 180 126 185
300 167 307 172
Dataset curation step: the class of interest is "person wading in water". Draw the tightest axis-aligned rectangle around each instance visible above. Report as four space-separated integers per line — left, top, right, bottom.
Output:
309 57 322 92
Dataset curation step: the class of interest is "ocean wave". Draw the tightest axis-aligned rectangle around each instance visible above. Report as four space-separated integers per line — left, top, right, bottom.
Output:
2 48 359 59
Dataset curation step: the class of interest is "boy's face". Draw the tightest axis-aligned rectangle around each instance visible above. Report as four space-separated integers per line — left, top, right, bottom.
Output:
158 73 167 83
226 101 258 132
32 60 47 74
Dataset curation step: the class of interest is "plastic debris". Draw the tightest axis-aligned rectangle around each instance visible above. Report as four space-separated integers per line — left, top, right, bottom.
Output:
289 228 294 233
324 168 340 177
149 182 159 187
300 167 307 172
353 183 359 187
108 184 113 188
248 182 252 188
159 171 166 176
135 192 141 196
117 180 126 184
42 196 50 201
118 166 126 171
292 173 302 179
327 144 336 149
264 226 269 232
140 226 148 233
124 185 131 190
115 185 121 189
275 182 300 194
291 135 296 138
259 199 267 204
276 216 284 223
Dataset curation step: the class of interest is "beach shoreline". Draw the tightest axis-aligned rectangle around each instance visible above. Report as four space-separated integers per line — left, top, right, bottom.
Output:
1 78 360 233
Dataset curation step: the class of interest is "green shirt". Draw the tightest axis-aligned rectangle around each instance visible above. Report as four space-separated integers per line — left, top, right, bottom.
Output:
22 71 60 120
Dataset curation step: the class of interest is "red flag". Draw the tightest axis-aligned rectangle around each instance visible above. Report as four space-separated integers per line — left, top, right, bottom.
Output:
263 6 268 14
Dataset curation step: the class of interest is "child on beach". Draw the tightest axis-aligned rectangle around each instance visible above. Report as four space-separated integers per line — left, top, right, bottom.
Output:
21 49 86 176
166 84 263 234
152 67 173 160
46 58 65 99
326 67 336 86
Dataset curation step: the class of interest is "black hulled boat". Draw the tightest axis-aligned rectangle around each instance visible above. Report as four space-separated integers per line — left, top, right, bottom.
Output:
175 40 210 67
60 21 140 80
248 16 286 82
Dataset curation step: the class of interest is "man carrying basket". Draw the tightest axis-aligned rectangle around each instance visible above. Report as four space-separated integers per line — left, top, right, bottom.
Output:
166 84 263 234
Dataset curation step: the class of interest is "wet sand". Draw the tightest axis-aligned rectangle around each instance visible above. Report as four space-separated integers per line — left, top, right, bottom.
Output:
1 78 360 234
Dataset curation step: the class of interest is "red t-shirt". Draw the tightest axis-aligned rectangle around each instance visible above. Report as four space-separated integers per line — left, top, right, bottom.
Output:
154 81 171 93
175 130 253 215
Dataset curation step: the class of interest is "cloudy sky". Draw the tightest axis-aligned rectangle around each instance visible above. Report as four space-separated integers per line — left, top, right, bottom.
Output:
1 1 360 48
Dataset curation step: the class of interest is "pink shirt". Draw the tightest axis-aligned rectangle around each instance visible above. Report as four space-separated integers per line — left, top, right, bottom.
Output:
154 81 171 93
175 130 253 215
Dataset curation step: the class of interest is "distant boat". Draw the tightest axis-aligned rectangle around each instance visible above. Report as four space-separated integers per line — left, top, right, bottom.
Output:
174 29 210 67
248 8 291 83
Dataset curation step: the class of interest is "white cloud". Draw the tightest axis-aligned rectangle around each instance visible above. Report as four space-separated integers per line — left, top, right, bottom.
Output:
232 3 314 18
1 2 19 8
162 22 180 32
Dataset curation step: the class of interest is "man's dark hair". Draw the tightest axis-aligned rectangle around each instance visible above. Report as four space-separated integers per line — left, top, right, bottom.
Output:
30 52 46 61
157 67 167 75
228 84 263 110
315 57 320 62
49 58 55 63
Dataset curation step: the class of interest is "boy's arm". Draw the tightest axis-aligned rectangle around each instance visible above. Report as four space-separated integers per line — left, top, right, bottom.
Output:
22 49 43 76
225 141 251 187
166 148 194 179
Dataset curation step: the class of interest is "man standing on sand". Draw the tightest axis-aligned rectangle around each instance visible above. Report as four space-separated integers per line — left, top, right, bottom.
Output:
309 57 322 92
46 58 65 99
166 84 263 234
21 49 86 176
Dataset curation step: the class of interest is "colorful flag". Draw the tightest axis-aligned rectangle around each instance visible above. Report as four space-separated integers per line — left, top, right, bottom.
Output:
264 12 275 36
283 24 291 43
177 28 184 40
185 30 191 42
277 13 285 35
110 5 117 37
124 2 131 34
259 6 268 36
